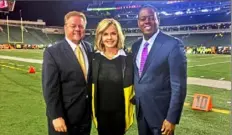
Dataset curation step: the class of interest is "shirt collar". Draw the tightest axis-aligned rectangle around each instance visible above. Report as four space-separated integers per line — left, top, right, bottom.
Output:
65 37 81 51
142 29 160 46
96 49 127 59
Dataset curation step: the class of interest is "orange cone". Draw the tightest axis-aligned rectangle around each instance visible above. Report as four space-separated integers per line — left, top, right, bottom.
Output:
28 66 36 74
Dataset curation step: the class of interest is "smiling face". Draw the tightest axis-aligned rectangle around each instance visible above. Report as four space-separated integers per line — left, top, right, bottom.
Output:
138 7 159 40
101 24 118 49
64 15 85 44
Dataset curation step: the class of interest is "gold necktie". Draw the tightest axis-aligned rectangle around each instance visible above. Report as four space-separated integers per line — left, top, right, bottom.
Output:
75 45 87 81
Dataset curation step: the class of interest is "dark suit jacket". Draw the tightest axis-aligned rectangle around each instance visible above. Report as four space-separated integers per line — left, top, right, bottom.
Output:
132 31 187 128
42 39 93 126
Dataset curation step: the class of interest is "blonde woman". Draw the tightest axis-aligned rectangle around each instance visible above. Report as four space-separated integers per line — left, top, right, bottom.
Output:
91 18 134 135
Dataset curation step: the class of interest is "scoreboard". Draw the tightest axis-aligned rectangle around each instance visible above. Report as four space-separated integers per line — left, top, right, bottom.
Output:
0 0 15 13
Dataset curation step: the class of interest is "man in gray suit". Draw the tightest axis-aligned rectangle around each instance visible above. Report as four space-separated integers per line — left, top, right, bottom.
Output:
42 11 92 135
132 5 187 135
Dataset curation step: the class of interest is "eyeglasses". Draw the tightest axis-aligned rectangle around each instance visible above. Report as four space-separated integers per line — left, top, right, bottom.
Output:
138 15 155 22
66 24 85 29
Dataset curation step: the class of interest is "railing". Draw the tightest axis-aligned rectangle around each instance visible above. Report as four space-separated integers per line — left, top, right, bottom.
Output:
1 21 231 35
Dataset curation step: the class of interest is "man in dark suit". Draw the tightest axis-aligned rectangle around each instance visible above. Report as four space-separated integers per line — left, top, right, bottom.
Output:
42 11 92 135
132 5 187 135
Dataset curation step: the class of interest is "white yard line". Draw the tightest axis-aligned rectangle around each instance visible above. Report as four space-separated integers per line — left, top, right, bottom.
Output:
17 64 25 67
188 61 230 68
188 77 231 90
0 55 42 64
197 56 230 59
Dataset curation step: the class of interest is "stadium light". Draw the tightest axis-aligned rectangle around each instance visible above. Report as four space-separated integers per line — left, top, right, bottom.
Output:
0 0 8 8
175 11 183 15
213 7 221 11
161 11 171 16
186 9 196 14
201 9 209 13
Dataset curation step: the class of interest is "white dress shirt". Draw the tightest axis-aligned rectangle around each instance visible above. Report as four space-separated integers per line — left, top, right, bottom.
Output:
65 37 89 73
136 29 160 69
96 49 127 59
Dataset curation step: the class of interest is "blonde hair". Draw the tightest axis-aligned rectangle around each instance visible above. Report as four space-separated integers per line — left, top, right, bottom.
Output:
94 18 125 51
64 11 87 28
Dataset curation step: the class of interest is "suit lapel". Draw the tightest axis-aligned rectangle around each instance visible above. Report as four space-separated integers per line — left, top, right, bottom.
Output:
62 39 86 81
132 38 142 77
139 32 164 80
81 41 89 58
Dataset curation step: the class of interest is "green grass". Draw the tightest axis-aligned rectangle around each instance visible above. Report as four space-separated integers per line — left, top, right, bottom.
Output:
0 59 42 72
0 60 230 135
0 49 44 59
175 108 230 135
187 54 231 80
0 64 45 135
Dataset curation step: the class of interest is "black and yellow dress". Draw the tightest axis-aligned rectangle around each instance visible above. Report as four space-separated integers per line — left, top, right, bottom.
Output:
91 49 134 135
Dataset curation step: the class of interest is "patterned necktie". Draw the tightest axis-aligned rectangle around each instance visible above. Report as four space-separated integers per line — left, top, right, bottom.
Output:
139 42 149 76
75 45 87 81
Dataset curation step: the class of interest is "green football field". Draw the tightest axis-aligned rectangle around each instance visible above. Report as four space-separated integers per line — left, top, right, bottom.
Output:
0 50 230 135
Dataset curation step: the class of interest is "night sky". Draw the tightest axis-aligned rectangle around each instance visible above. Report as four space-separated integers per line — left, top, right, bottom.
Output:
0 1 93 26
0 0 230 26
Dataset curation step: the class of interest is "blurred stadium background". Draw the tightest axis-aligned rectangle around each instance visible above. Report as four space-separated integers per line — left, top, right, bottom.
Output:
0 0 231 135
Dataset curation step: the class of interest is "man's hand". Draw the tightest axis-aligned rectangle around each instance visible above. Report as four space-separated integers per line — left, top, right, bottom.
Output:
52 117 67 132
161 119 175 135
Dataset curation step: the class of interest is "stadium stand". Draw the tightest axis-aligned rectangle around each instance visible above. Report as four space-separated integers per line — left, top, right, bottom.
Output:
0 21 230 49
0 0 230 54
175 33 230 47
0 26 8 43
